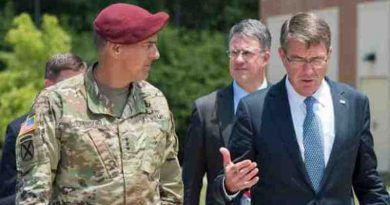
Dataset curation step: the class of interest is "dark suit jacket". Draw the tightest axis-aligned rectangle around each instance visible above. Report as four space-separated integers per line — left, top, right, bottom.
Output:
183 84 235 205
183 83 271 205
0 113 28 205
214 77 390 205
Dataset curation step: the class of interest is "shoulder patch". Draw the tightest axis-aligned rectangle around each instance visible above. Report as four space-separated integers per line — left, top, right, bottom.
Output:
20 135 34 162
18 115 38 137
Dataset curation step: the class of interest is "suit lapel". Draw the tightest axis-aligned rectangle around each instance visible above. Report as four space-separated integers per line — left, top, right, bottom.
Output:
216 82 273 146
269 78 312 187
215 84 235 146
320 79 349 189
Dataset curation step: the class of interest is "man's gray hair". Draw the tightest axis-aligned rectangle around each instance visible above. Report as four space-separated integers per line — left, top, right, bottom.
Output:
229 19 272 50
45 53 87 79
280 12 331 52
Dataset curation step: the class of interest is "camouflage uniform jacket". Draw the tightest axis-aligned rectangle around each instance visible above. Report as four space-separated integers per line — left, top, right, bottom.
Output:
15 67 183 205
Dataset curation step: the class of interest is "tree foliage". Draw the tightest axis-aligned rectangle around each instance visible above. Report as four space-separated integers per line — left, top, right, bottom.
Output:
149 28 230 159
0 13 70 73
178 0 258 31
0 1 16 71
0 13 71 147
2 0 258 32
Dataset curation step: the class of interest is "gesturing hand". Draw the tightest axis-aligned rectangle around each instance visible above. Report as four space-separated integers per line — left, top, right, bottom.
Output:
220 147 259 193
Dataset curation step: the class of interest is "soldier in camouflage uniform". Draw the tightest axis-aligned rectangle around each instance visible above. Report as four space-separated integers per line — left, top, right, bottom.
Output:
15 3 183 205
0 53 86 205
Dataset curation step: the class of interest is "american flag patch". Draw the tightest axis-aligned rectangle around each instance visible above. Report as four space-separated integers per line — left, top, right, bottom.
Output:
18 115 38 137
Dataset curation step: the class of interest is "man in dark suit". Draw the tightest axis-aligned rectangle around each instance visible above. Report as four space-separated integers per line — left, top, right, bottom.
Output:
214 12 390 205
0 53 86 205
182 19 271 205
0 114 28 205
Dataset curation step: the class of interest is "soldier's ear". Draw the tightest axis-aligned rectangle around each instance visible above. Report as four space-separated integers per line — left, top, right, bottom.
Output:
105 42 121 59
112 44 120 54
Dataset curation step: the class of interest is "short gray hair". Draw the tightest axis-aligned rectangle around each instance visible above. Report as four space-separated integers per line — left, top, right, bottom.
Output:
280 12 331 52
45 53 87 79
229 19 272 50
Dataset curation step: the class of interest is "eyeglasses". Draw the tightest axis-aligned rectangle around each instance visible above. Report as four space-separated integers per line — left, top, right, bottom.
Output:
285 55 328 68
226 48 265 60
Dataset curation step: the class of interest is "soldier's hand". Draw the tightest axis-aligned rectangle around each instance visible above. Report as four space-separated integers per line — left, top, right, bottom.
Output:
220 147 259 193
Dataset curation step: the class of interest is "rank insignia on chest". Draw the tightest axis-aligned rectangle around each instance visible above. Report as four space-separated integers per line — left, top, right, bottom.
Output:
18 115 38 137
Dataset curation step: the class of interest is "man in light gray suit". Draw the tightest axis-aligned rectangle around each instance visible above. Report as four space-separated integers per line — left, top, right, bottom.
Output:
182 19 272 205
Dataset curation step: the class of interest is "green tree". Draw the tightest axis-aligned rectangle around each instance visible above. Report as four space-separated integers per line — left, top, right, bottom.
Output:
0 1 15 71
149 28 230 160
0 13 70 148
2 0 259 32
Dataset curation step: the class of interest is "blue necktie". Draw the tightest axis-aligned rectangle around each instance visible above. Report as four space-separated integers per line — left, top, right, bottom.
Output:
303 96 325 192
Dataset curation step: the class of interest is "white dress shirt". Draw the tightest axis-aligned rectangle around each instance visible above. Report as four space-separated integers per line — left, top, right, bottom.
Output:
285 77 335 165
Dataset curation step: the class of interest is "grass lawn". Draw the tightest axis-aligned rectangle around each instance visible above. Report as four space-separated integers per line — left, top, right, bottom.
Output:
199 177 207 205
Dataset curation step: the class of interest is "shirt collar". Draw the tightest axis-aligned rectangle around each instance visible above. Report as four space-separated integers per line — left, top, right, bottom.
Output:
233 79 268 114
233 79 268 99
285 77 329 108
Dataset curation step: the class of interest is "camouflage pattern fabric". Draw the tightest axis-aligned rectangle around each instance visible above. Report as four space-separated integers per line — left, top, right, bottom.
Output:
15 67 183 205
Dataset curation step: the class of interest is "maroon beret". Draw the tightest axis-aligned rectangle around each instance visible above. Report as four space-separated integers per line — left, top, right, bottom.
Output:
94 3 169 44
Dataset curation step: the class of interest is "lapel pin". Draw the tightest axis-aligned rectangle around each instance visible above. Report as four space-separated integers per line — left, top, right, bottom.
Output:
339 99 346 104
